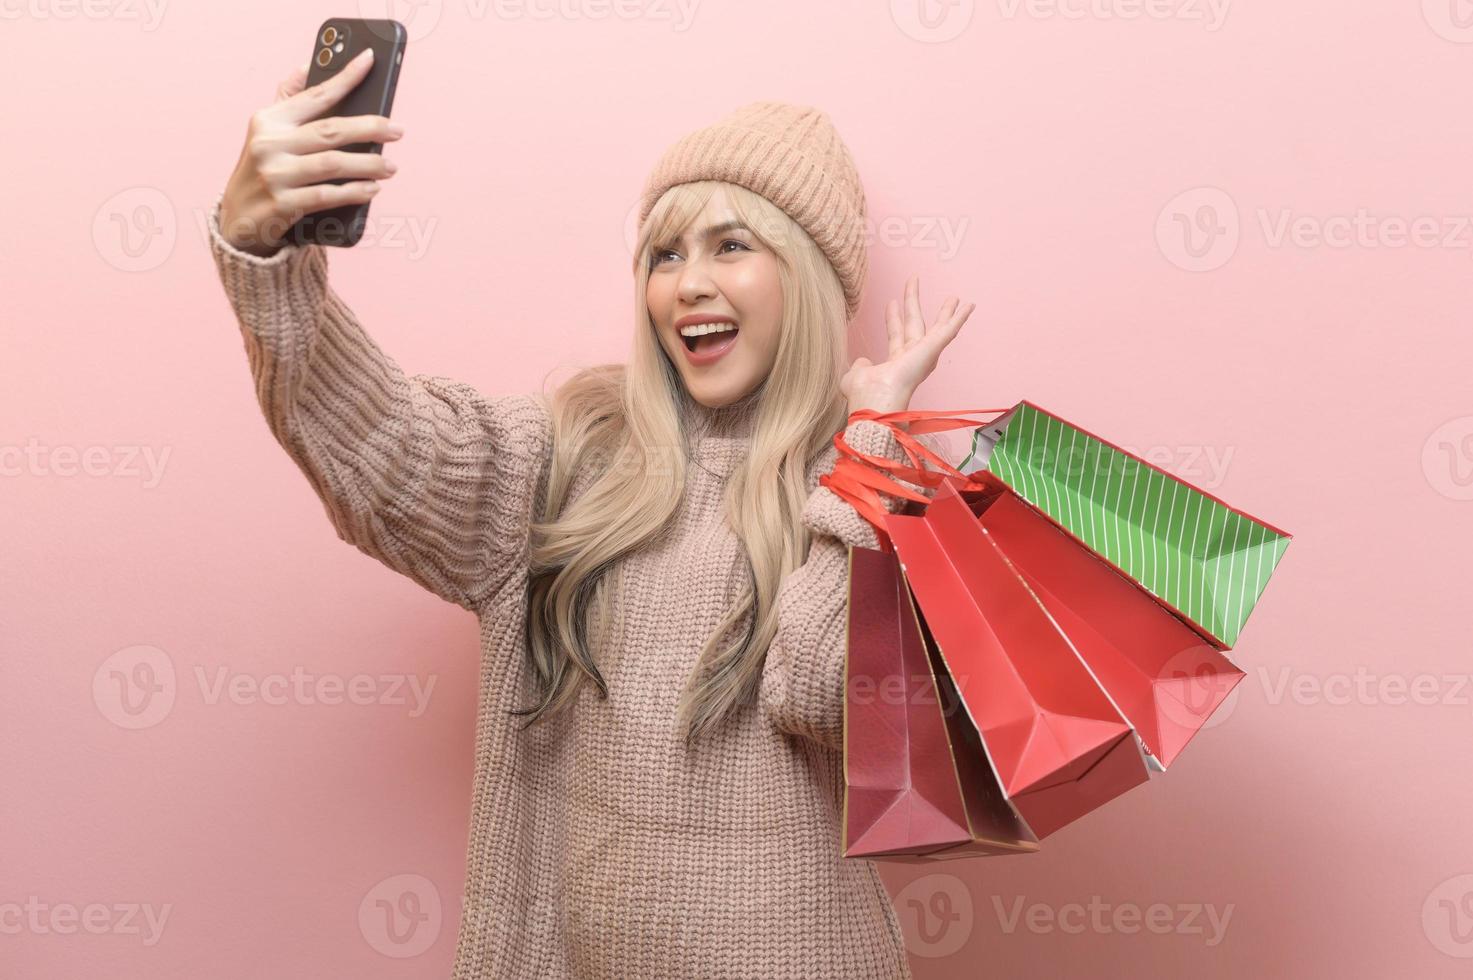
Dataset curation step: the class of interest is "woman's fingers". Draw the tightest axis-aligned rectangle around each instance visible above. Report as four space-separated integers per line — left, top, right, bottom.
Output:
941 301 977 344
273 47 376 126
934 296 959 330
223 53 395 253
904 276 925 344
267 148 397 189
277 180 382 216
914 298 975 363
276 114 402 155
885 299 904 357
881 277 973 369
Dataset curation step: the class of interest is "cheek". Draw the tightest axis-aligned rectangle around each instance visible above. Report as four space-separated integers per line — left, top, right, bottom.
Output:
726 261 782 316
742 323 781 367
645 276 669 319
646 278 676 350
729 260 782 360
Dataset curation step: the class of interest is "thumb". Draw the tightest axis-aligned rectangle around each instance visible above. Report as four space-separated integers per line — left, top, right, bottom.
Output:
850 356 873 370
274 63 309 102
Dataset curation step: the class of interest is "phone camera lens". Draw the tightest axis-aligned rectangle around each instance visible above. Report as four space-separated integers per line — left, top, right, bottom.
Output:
321 26 337 45
316 48 332 67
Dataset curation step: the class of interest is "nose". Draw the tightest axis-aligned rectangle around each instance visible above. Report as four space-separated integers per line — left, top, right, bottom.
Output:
676 253 718 306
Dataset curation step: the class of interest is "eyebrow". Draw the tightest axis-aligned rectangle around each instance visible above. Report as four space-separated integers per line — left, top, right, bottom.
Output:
659 220 752 247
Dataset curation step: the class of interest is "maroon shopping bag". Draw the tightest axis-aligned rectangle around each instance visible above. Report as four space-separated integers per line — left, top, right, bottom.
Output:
842 544 1039 861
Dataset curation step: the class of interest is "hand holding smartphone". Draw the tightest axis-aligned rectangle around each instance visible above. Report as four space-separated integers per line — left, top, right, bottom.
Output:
218 18 408 256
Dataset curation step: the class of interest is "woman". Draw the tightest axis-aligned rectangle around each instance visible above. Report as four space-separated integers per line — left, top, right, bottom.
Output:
210 52 975 980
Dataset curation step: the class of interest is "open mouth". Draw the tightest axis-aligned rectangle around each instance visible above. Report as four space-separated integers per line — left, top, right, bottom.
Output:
681 324 739 353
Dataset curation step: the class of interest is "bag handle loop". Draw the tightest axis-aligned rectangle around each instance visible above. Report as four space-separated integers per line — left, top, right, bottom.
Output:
819 407 1012 551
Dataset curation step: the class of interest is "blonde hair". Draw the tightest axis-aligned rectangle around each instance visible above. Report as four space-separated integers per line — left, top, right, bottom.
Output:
510 179 853 746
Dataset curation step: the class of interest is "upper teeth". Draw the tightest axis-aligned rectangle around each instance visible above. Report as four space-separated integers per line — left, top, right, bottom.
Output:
679 322 737 337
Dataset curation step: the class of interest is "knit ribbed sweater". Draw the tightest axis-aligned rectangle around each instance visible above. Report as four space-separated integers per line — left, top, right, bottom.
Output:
206 194 926 980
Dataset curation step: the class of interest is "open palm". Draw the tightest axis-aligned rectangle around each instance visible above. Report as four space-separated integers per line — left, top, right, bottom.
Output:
841 275 976 415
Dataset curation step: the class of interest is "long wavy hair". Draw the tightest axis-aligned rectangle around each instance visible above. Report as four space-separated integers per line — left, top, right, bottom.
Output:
509 178 855 746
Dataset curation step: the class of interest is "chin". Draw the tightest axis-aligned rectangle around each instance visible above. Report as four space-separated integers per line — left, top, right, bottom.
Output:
687 389 734 409
685 378 757 410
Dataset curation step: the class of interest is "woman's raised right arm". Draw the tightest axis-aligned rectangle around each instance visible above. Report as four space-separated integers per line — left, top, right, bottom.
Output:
211 56 553 612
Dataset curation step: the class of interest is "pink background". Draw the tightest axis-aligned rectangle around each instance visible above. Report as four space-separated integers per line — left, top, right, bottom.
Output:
5 1 1471 977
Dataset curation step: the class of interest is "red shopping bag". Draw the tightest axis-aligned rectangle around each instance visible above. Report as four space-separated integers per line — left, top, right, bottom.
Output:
884 491 1151 840
824 409 1248 771
842 544 1039 861
956 482 1245 769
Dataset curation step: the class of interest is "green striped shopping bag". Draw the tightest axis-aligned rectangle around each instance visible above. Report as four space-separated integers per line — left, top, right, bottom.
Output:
959 402 1291 649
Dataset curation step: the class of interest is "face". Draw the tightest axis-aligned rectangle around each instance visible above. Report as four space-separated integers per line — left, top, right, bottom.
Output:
645 187 783 409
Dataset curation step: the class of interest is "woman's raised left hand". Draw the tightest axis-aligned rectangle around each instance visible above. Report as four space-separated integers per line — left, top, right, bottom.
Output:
840 275 976 417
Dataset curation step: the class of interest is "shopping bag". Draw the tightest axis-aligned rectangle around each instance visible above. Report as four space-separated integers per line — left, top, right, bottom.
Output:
884 493 1152 841
947 480 1244 769
959 401 1291 648
823 406 1283 840
842 544 1039 861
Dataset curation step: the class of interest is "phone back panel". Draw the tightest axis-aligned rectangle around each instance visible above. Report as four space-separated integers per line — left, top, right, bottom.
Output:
289 19 406 248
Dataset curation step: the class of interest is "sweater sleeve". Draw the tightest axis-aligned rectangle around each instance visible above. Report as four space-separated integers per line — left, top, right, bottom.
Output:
758 418 936 750
206 193 553 612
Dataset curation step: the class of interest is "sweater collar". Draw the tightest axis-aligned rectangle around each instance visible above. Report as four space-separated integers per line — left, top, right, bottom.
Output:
681 388 761 471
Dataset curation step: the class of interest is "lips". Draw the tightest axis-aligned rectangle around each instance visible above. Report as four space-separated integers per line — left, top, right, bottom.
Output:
674 314 738 328
671 313 740 366
680 327 739 366
681 325 737 349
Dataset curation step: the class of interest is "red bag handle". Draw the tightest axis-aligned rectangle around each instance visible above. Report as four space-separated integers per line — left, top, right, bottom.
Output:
818 407 1012 552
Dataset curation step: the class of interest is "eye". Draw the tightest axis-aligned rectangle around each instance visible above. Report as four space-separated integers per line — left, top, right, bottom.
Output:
650 239 750 268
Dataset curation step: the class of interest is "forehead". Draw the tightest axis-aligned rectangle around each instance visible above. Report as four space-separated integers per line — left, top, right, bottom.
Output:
667 188 745 242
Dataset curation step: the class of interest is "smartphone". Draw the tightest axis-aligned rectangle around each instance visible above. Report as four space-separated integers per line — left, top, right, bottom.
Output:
288 18 407 248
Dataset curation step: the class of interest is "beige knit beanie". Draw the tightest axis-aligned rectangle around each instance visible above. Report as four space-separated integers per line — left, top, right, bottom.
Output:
638 101 869 320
